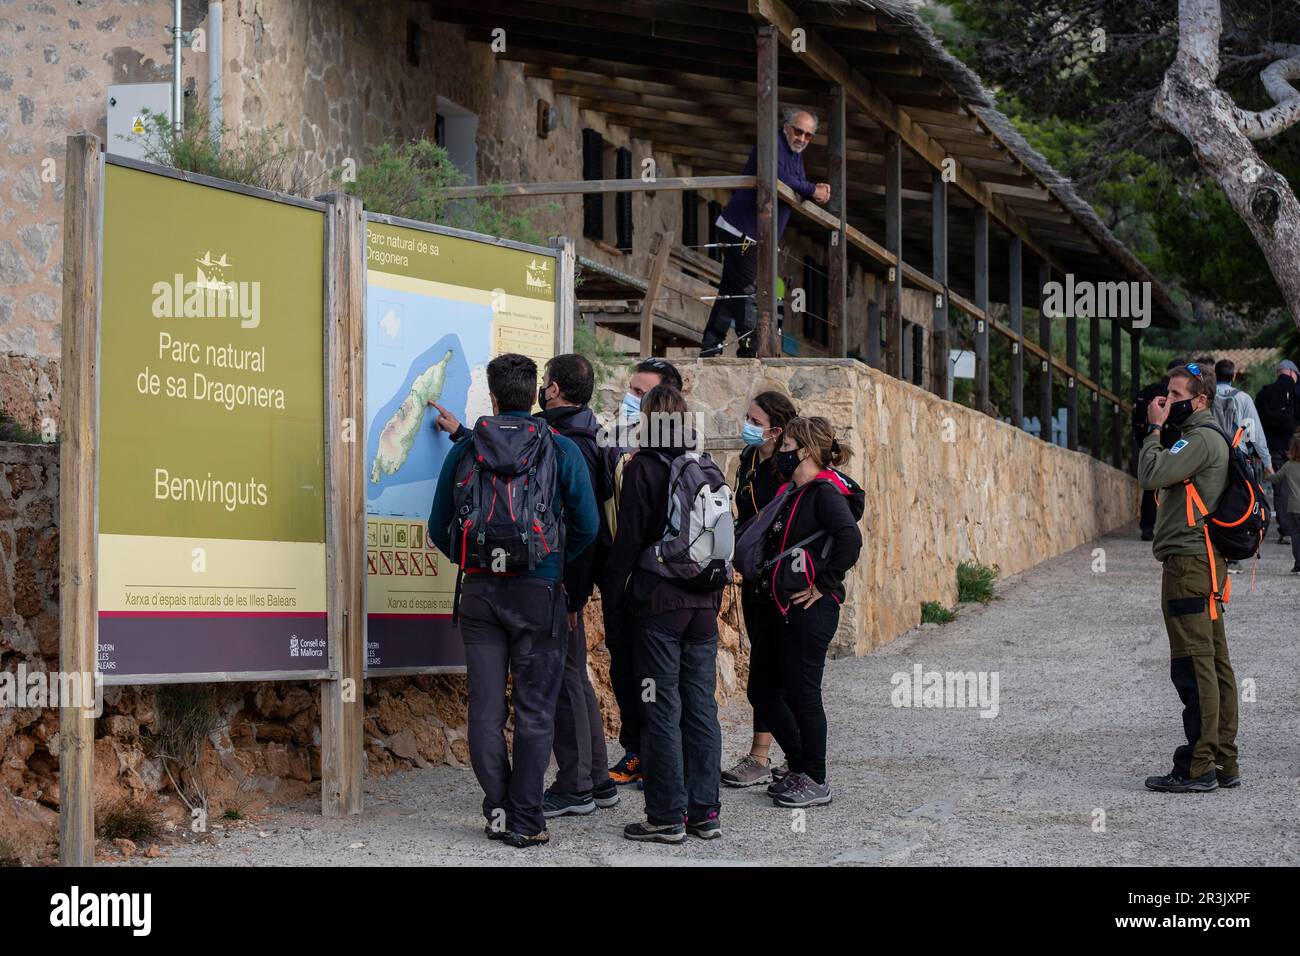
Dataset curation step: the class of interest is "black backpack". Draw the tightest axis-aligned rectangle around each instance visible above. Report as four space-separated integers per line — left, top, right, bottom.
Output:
1184 423 1270 563
449 416 565 578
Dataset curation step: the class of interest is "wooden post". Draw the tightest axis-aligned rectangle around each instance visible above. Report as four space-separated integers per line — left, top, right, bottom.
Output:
883 132 903 377
930 171 949 398
319 192 366 818
826 84 847 358
1111 319 1124 468
640 231 674 357
1066 298 1079 451
59 132 101 867
867 297 881 369
755 24 779 359
1038 260 1053 442
552 234 576 355
1089 310 1102 458
1130 327 1142 476
973 206 989 414
1008 236 1024 429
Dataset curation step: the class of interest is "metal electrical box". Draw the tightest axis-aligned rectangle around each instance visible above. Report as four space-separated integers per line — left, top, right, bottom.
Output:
107 83 172 160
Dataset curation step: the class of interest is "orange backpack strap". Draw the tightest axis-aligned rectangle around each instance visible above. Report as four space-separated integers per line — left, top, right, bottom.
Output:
1183 478 1223 619
1183 478 1209 527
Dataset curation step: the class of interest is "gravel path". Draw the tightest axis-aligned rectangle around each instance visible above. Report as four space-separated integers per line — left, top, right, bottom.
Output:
121 527 1300 866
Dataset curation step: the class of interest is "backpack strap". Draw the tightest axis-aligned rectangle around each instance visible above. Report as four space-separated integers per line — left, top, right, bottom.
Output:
1181 479 1226 621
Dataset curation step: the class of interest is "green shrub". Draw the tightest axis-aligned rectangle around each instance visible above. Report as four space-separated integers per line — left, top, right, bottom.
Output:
0 408 46 445
956 560 999 604
132 102 300 194
921 601 957 624
97 798 164 843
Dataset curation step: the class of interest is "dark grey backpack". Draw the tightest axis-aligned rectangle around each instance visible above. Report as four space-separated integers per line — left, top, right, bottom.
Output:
637 451 734 591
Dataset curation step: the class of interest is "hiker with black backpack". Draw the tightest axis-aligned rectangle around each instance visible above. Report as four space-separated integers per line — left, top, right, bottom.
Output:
1265 432 1300 573
427 353 598 849
721 389 799 789
734 416 864 809
1132 360 1182 541
606 383 733 843
1213 358 1272 574
1138 362 1255 794
1255 359 1299 544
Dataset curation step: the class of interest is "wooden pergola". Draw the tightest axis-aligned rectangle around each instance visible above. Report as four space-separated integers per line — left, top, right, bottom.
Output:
425 0 1186 468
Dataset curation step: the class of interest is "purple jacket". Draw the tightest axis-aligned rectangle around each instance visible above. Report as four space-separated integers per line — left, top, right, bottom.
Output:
719 134 817 240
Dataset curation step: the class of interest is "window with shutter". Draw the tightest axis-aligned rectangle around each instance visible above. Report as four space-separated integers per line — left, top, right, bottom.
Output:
615 147 633 251
582 129 603 241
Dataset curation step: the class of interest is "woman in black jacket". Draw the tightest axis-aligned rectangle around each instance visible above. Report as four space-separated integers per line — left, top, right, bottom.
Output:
749 415 863 809
723 390 798 789
605 384 723 844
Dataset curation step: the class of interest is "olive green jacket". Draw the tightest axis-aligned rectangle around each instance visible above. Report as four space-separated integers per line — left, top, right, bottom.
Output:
1138 409 1230 561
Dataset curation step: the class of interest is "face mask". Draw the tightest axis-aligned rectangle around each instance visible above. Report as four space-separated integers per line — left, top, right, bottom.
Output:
1167 398 1195 427
774 447 802 479
538 385 550 410
620 392 641 422
741 421 767 446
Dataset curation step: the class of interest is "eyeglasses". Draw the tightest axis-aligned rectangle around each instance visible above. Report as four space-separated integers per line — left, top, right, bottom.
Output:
787 125 816 139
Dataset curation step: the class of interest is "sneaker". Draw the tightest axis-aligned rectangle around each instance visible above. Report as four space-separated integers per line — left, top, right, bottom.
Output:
767 769 800 796
623 820 685 844
686 812 722 840
500 829 550 849
1227 561 1242 574
483 823 506 841
771 763 789 781
609 752 642 785
1217 773 1241 788
773 774 832 808
699 344 724 358
592 779 621 808
1143 770 1218 793
542 789 596 818
721 754 773 788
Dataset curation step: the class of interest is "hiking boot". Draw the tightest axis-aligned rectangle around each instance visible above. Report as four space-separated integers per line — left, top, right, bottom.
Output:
1217 772 1241 788
543 789 596 818
1227 561 1242 574
686 812 722 840
500 829 551 849
592 779 621 808
1141 528 1154 542
721 754 772 788
774 774 832 808
771 762 789 781
767 769 800 796
1291 564 1300 574
483 823 506 841
1144 770 1218 793
623 820 685 844
699 344 725 358
609 752 642 785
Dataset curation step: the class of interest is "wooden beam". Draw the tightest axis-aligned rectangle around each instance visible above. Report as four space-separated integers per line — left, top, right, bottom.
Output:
1129 328 1141 475
827 84 847 358
1008 236 1024 428
59 131 100 867
931 170 949 398
320 191 366 819
1089 312 1101 457
755 24 779 358
1111 318 1124 467
641 231 675 357
867 297 882 369
883 132 903 377
1038 260 1053 442
1067 298 1080 451
553 235 576 354
441 175 755 199
973 205 989 414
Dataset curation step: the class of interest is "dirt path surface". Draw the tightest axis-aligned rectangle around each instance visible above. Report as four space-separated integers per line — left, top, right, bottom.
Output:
119 528 1300 866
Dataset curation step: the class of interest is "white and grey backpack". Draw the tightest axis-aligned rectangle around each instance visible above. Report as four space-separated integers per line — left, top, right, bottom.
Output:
639 451 735 591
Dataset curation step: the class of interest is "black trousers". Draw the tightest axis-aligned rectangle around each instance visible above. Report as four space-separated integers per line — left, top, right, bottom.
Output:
1271 452 1293 538
603 603 642 755
701 240 758 357
741 587 771 737
459 575 566 836
634 611 721 824
749 597 838 784
552 613 611 794
1140 489 1158 533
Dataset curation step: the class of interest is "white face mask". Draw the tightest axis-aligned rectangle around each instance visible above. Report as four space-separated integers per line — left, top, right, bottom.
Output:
620 392 641 422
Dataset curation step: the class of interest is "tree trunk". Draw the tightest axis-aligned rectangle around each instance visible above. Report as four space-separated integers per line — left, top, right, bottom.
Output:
1153 0 1300 328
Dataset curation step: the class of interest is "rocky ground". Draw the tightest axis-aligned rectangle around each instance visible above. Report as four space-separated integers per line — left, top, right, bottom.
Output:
112 527 1300 867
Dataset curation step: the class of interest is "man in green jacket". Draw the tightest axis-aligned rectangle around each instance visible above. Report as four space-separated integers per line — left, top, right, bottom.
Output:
1137 363 1237 793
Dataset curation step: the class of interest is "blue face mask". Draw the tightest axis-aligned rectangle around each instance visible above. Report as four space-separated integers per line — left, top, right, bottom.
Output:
620 392 641 422
741 421 767 446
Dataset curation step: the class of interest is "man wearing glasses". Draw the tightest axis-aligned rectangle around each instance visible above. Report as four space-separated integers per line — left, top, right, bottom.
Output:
700 109 831 358
1138 363 1237 793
